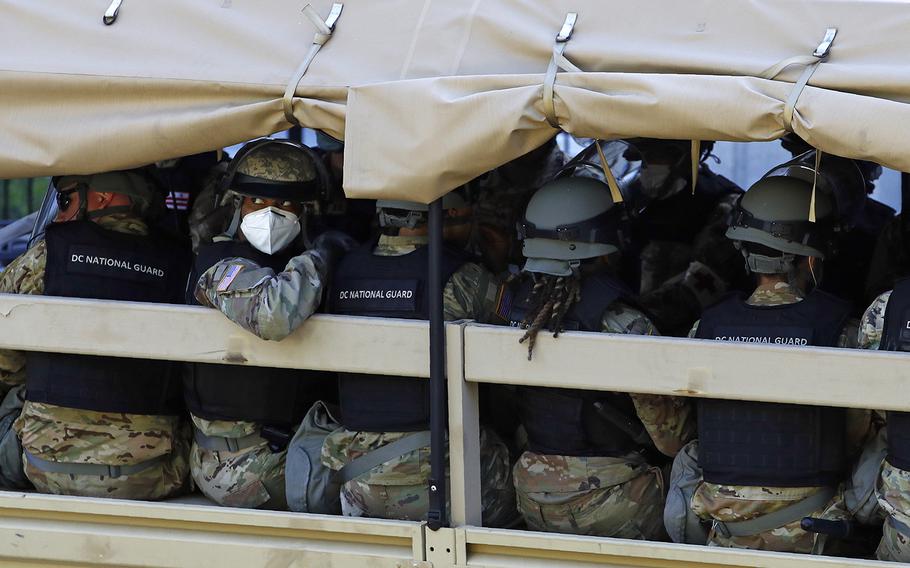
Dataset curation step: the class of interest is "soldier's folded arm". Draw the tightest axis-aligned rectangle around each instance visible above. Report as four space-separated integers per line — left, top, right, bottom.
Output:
602 302 696 457
195 249 329 341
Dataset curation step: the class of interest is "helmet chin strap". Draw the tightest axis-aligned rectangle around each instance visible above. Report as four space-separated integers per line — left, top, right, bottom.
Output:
223 207 243 239
743 250 796 275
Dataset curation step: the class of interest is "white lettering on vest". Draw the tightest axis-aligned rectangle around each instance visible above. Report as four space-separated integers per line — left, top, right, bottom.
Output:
70 254 165 278
339 289 415 300
714 335 809 346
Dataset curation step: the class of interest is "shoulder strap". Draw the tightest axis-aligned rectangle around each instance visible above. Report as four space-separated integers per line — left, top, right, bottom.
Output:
337 430 431 484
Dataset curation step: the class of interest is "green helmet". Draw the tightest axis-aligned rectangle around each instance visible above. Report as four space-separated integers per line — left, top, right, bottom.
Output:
726 176 834 273
518 177 622 276
376 192 470 228
54 169 163 219
224 139 324 202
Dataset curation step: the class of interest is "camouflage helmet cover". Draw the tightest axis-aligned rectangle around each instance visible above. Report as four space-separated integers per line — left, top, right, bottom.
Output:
226 139 323 202
54 169 164 218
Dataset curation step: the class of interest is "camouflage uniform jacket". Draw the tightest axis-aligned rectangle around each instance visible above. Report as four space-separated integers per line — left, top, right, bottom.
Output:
6 215 189 499
516 302 696 495
322 235 500 483
688 281 867 551
190 238 333 508
858 291 910 561
194 240 329 341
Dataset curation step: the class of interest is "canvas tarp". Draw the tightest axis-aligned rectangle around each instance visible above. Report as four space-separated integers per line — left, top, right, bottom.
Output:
3 0 910 201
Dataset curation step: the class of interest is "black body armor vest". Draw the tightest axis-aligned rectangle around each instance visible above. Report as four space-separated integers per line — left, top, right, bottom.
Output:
27 220 190 415
877 278 910 470
183 240 334 427
509 272 648 457
695 290 851 486
327 242 466 432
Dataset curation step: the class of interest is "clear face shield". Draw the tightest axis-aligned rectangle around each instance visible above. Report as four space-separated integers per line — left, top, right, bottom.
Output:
761 150 867 228
560 140 657 216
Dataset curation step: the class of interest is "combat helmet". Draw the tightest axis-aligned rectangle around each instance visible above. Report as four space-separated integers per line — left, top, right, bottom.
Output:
762 149 869 227
53 169 165 220
518 176 623 276
218 138 330 238
726 175 835 274
222 139 327 203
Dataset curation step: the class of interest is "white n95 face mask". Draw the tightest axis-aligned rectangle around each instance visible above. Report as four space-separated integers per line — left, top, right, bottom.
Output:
240 206 301 254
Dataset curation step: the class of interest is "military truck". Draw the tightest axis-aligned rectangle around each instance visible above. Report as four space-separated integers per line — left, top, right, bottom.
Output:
1 1 909 566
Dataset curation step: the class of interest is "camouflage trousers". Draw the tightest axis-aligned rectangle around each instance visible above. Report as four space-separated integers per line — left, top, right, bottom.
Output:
191 439 288 510
23 421 192 501
691 482 847 553
876 460 910 562
324 427 516 526
513 451 666 540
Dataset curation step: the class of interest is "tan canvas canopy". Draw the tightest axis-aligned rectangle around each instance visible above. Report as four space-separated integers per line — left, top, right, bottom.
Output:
4 0 910 202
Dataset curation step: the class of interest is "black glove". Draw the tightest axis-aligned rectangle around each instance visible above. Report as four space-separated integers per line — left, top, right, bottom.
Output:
311 230 358 270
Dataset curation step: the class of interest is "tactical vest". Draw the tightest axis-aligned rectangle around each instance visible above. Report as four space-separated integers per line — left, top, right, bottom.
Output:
26 220 190 415
509 272 648 457
184 240 335 427
327 242 466 432
695 290 851 486
877 278 910 470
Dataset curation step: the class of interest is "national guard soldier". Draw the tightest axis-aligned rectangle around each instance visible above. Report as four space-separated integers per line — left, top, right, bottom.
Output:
858 280 910 562
187 138 354 509
321 193 515 526
564 139 746 337
4 169 192 499
681 172 857 552
507 176 695 539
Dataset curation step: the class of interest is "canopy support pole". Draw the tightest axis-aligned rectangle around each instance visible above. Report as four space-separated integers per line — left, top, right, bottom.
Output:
902 173 910 231
427 198 447 531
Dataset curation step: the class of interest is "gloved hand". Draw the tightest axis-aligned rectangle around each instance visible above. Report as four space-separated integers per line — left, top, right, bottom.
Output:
311 230 358 271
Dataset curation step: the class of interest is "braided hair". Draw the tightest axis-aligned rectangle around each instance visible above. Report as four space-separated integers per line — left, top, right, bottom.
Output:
511 270 583 360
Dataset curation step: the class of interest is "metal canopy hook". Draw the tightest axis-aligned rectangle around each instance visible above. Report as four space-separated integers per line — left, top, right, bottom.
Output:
813 28 837 58
103 0 123 25
557 12 578 42
324 3 343 31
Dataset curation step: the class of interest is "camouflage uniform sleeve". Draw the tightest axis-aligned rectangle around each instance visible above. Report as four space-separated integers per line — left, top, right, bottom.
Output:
601 302 696 457
194 250 328 341
443 262 500 322
0 241 47 391
838 317 860 349
857 291 890 350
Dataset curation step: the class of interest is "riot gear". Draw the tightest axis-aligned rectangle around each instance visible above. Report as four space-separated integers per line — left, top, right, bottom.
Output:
727 176 835 274
518 176 623 277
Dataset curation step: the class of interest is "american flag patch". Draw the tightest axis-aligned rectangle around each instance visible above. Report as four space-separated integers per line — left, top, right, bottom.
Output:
165 191 191 211
216 264 244 292
494 284 513 322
